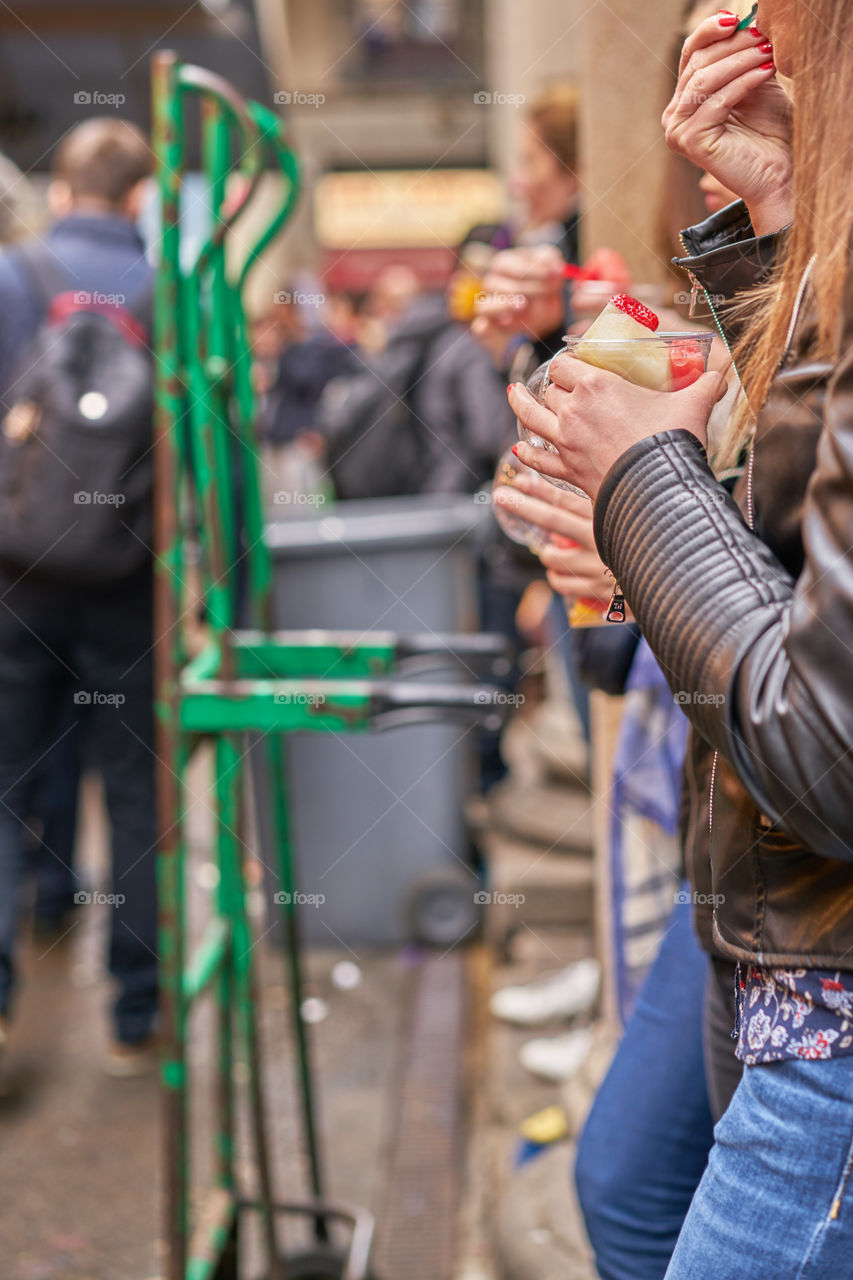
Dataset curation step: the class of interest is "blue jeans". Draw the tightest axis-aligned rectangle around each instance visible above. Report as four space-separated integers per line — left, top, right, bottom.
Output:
0 570 158 1043
31 722 82 922
665 1054 853 1279
575 901 716 1280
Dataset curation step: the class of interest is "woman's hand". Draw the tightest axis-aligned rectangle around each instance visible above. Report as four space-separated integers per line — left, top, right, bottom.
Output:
493 468 613 603
471 245 565 364
493 462 591 540
663 12 793 234
508 356 727 501
540 539 614 606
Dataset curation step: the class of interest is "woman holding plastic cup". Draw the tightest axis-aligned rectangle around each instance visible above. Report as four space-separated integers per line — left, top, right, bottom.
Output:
512 3 853 1276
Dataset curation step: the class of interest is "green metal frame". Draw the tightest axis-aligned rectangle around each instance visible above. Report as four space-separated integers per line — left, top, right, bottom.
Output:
151 51 506 1280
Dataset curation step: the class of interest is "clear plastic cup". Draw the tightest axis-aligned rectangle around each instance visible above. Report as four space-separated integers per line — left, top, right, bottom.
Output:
516 330 714 626
491 447 551 553
517 331 715 494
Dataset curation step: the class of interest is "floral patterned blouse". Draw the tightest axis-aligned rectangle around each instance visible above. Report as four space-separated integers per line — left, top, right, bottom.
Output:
735 965 853 1065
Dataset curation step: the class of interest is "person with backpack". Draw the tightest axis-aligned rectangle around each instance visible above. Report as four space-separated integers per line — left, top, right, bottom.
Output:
318 229 512 499
0 118 159 1077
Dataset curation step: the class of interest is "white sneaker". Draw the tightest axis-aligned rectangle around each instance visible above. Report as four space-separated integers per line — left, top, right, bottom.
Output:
490 958 600 1026
519 1026 594 1083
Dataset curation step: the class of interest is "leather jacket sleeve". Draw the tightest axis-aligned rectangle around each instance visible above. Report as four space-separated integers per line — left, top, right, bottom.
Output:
593 343 853 862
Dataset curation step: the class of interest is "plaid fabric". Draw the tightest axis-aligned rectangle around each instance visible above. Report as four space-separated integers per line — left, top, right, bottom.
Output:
609 641 689 1023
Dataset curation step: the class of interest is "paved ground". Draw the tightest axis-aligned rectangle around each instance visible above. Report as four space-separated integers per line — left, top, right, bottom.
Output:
479 927 609 1280
0 923 418 1279
0 761 420 1280
0 703 606 1280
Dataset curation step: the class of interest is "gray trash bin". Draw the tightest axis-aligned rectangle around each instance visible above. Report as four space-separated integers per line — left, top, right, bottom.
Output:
254 494 496 947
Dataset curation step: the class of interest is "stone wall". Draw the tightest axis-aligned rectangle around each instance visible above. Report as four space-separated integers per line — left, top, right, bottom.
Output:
577 0 686 283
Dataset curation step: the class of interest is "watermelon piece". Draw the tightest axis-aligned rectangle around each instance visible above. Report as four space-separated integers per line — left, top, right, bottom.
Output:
668 339 706 391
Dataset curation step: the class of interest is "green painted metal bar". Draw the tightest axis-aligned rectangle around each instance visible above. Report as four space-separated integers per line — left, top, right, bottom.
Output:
181 916 231 1003
152 50 192 1280
152 48 407 1280
229 106 301 629
182 643 225 685
183 636 398 683
185 1190 239 1280
238 104 300 292
214 734 286 1279
178 67 263 644
180 251 234 637
232 636 395 679
200 97 239 628
179 683 375 734
176 63 264 272
264 733 329 1242
214 794 236 1221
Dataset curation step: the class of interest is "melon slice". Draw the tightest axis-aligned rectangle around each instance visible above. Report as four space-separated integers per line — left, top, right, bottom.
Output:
571 294 671 391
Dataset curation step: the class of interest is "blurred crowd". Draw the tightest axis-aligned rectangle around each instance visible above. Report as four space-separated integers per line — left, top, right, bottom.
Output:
2 0 853 1277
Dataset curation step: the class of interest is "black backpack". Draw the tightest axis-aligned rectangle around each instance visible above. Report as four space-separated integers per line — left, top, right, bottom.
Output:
318 303 450 500
0 241 154 585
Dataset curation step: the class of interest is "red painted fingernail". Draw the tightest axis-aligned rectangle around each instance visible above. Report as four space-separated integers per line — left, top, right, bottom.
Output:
758 41 773 53
748 26 764 38
718 14 738 25
760 60 775 70
506 383 516 394
511 445 519 457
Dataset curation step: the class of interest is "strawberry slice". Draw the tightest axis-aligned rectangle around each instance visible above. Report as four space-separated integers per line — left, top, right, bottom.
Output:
669 339 706 391
609 294 660 332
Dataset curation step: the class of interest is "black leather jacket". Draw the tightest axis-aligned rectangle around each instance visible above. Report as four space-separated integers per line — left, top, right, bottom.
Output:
593 201 853 969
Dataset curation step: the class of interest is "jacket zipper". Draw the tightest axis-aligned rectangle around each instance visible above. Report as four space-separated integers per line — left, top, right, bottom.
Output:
679 232 742 388
696 251 817 838
680 236 737 839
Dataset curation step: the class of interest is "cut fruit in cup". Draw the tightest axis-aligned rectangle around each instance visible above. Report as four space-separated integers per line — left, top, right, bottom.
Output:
514 294 714 492
668 339 707 392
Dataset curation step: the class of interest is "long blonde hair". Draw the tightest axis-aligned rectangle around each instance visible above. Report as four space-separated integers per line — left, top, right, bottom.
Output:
723 2 853 464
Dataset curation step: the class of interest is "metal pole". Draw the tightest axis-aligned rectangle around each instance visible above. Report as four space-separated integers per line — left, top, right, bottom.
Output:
152 49 190 1280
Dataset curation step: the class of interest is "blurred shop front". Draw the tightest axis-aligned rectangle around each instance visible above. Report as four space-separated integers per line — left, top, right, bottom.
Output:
315 167 505 293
